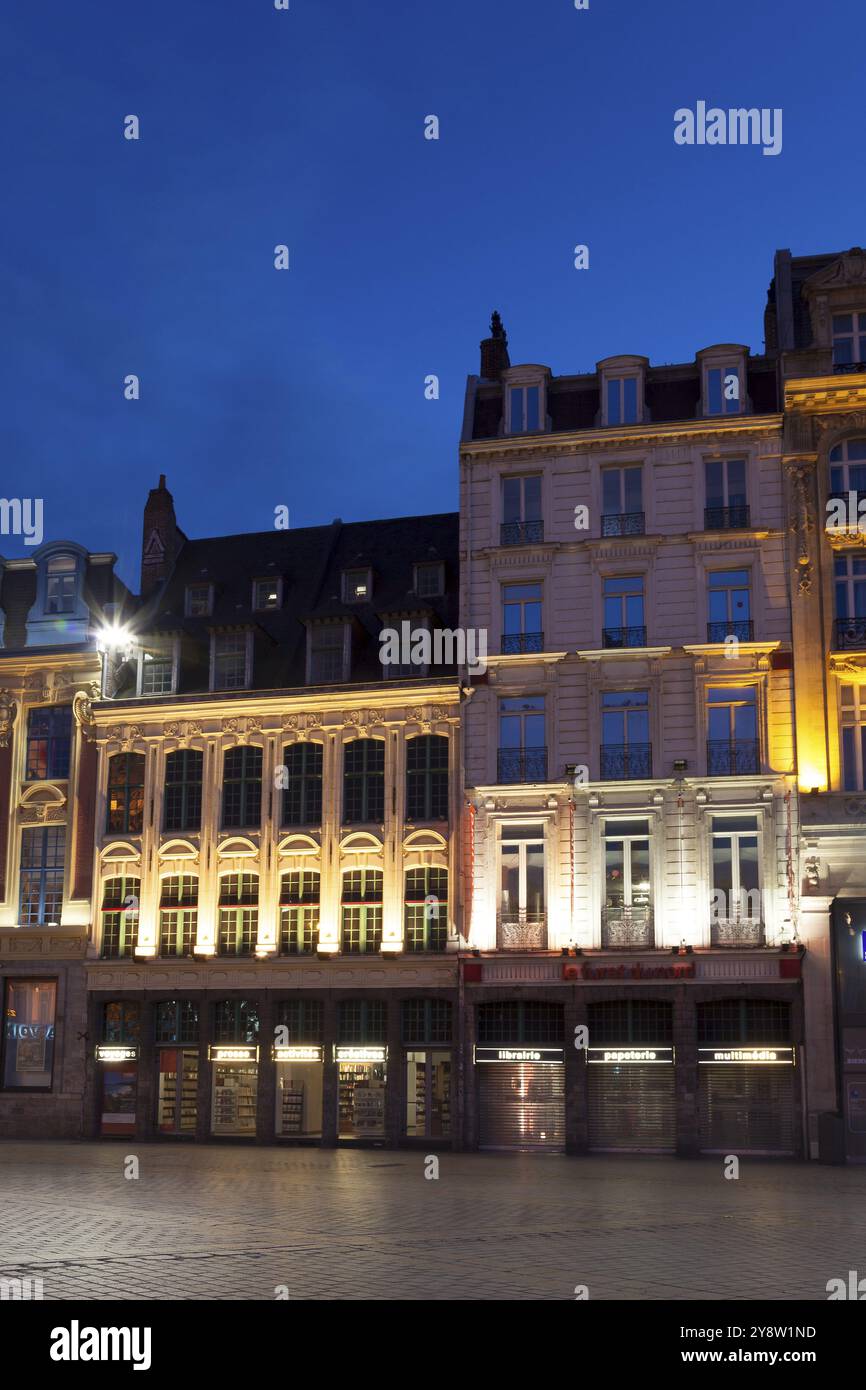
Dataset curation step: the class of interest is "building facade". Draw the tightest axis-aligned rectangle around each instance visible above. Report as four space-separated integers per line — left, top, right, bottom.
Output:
83 482 463 1147
458 312 813 1156
0 542 130 1137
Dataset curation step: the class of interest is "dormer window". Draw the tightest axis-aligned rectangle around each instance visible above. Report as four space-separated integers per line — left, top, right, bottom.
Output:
210 632 251 690
343 569 371 603
599 357 647 427
832 313 866 369
136 637 177 696
308 622 349 684
45 554 77 614
704 365 742 415
508 385 540 434
185 584 213 617
414 562 444 598
252 578 282 611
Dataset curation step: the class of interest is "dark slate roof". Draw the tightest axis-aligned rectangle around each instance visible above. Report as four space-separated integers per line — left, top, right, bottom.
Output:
124 512 459 694
0 558 132 651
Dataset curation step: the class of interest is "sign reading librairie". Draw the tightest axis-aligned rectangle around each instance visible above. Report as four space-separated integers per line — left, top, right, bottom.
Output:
473 1046 564 1064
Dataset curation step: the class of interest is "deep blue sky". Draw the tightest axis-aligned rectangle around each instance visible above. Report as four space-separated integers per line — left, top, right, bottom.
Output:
2 0 865 588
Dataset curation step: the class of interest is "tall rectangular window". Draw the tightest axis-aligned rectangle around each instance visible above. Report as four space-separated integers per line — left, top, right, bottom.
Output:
601 691 651 779
601 466 643 536
706 687 758 774
163 749 203 832
404 867 448 952
281 743 323 826
707 569 752 642
710 815 761 943
502 582 543 654
138 639 175 696
602 819 652 947
602 576 645 647
279 871 320 954
218 875 258 956
508 384 541 434
832 313 866 368
501 475 542 545
309 626 346 683
705 458 749 528
498 696 546 781
606 376 638 425
341 870 383 954
45 555 77 614
343 739 385 823
841 685 866 790
2 980 57 1090
19 827 66 926
406 735 448 821
212 633 248 690
26 706 72 780
159 876 198 957
705 365 741 415
106 753 145 834
221 746 262 830
100 875 140 958
499 823 546 948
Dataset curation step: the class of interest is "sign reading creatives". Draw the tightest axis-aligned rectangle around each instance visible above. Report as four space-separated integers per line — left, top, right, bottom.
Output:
474 1046 564 1064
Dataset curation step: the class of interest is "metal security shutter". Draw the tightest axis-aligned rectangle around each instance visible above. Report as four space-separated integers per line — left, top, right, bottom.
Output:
698 1065 795 1154
587 1064 676 1151
478 1064 565 1150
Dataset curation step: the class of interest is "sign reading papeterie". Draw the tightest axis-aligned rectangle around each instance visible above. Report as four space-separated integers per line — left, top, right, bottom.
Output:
586 1047 674 1064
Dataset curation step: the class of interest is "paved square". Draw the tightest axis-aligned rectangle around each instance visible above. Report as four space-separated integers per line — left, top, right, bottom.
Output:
1 1141 864 1300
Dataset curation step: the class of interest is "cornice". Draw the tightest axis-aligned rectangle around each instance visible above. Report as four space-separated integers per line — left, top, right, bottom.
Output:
484 651 568 668
784 376 866 414
92 686 462 732
460 414 782 462
576 646 672 662
683 641 780 658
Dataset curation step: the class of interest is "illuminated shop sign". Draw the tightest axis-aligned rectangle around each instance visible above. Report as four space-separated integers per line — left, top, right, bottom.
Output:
334 1046 387 1064
6 1022 55 1041
698 1047 795 1065
473 1046 565 1064
95 1045 139 1063
272 1045 323 1063
586 1047 674 1065
207 1045 259 1063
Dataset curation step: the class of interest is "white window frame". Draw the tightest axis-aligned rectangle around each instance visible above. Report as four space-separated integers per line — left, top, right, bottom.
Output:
252 577 283 611
498 822 546 921
602 820 652 908
44 554 80 616
832 312 866 368
185 583 213 618
709 816 762 922
209 631 253 691
135 636 179 697
840 684 866 790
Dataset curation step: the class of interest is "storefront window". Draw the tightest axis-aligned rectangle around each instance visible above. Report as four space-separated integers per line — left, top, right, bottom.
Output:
274 999 324 1138
155 999 199 1044
2 979 57 1090
210 999 259 1137
337 1000 387 1139
402 1000 453 1138
102 1000 141 1043
213 999 260 1043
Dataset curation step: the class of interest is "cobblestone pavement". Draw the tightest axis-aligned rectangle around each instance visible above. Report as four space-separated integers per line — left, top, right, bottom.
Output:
1 1142 865 1300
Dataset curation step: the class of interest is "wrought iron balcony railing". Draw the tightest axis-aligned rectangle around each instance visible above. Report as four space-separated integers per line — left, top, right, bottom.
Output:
602 624 647 649
710 916 764 947
707 739 760 775
601 904 654 949
497 746 548 783
833 361 866 374
602 511 645 537
704 504 751 530
500 520 544 547
600 742 652 780
502 631 544 655
707 619 754 643
497 912 547 950
834 616 866 650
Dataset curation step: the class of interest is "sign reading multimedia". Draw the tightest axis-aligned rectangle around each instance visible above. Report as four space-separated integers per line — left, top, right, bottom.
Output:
334 1046 387 1063
698 1047 795 1065
473 1046 565 1064
587 1047 674 1065
272 1045 324 1063
95 1045 139 1063
207 1045 259 1062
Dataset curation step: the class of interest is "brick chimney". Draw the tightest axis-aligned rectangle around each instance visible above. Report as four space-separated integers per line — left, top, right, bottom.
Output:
480 310 510 380
141 474 180 597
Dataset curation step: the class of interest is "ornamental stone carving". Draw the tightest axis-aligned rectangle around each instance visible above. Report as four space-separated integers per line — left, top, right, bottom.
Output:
786 461 816 595
72 689 95 742
0 689 17 747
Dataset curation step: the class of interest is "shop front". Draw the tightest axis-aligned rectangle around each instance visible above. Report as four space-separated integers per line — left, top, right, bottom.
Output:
154 999 200 1137
274 1044 324 1138
209 1044 259 1137
475 1045 566 1151
697 1046 797 1153
336 1045 387 1139
586 1046 676 1152
96 1043 139 1138
402 998 454 1142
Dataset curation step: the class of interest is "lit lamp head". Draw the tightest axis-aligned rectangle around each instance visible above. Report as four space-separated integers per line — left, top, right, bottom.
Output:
96 621 133 656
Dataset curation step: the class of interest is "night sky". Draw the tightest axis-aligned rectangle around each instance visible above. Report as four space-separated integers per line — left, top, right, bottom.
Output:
2 0 865 586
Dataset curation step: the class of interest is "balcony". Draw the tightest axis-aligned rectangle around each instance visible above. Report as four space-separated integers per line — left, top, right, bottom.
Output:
502 631 544 655
600 742 652 780
602 511 645 538
497 747 548 783
707 739 760 775
707 619 754 644
498 912 547 950
704 504 751 531
501 520 544 547
602 625 647 649
833 362 866 374
710 916 764 947
835 616 866 650
601 905 654 949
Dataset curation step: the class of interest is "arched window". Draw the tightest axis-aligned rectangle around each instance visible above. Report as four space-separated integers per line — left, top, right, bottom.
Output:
343 739 384 824
404 867 448 952
159 875 198 956
341 868 382 954
830 438 866 496
164 750 203 832
279 870 320 954
100 876 140 959
106 753 145 834
406 735 448 821
218 874 258 956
